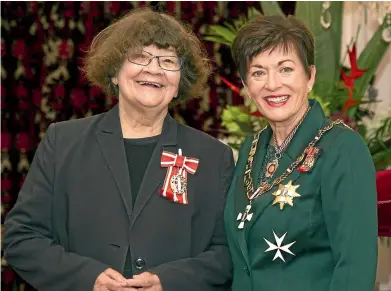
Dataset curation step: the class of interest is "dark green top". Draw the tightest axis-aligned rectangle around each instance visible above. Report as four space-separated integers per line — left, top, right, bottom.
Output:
224 99 378 291
124 135 159 206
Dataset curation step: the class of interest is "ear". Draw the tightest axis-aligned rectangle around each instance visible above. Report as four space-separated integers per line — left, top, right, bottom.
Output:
112 76 118 86
308 65 316 91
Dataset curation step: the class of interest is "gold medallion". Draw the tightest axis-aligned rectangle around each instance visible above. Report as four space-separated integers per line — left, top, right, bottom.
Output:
272 181 301 210
265 159 278 178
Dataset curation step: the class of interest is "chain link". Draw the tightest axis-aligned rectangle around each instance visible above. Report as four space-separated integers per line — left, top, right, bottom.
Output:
245 119 345 201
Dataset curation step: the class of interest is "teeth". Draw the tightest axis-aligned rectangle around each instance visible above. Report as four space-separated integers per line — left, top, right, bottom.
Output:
137 81 163 88
266 95 289 103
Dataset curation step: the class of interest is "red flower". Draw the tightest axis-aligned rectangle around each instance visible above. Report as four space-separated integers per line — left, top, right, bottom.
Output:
348 44 366 79
342 99 358 113
341 43 367 113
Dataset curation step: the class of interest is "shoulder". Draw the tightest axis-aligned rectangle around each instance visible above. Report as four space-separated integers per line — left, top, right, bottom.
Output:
320 121 369 153
320 120 373 171
46 112 106 143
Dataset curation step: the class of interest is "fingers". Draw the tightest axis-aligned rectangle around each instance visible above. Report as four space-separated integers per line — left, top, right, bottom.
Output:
105 268 127 282
94 268 127 291
121 272 159 288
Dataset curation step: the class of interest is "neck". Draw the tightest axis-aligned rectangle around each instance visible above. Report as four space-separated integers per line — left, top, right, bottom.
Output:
119 98 167 139
269 101 309 147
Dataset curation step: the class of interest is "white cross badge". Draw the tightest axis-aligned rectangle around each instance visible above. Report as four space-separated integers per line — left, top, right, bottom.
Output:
264 231 296 262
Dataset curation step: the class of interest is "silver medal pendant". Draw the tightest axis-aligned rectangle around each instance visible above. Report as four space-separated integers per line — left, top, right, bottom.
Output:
170 174 187 194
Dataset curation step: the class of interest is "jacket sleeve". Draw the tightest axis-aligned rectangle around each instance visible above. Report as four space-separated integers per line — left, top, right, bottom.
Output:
149 146 235 291
321 131 378 291
3 123 109 291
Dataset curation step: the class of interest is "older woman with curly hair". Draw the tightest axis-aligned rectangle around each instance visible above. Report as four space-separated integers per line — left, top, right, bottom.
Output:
4 8 234 291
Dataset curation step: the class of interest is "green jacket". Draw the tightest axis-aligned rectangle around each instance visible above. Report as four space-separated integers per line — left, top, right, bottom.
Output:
224 100 378 291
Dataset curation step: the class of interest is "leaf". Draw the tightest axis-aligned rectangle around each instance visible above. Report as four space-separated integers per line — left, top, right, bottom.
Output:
329 2 343 81
203 36 232 47
372 147 391 165
207 25 236 43
204 25 237 46
247 7 263 20
355 20 390 98
260 1 284 16
223 21 237 34
295 2 339 95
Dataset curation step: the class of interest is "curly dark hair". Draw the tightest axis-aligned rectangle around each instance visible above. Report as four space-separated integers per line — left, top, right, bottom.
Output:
231 15 314 83
84 7 212 100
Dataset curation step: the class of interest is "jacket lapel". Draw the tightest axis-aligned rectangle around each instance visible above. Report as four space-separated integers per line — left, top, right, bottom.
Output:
96 105 133 220
231 127 271 267
130 115 178 227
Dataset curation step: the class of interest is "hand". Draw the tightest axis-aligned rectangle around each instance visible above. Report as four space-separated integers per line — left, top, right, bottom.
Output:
121 272 163 291
93 268 126 291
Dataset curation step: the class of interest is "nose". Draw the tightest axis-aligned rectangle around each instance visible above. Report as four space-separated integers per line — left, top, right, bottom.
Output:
144 57 163 74
265 71 281 91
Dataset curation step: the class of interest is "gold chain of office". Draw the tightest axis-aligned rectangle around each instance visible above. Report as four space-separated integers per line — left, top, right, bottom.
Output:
244 119 352 202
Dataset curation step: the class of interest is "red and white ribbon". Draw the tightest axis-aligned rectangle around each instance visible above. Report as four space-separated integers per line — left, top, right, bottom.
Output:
159 150 199 204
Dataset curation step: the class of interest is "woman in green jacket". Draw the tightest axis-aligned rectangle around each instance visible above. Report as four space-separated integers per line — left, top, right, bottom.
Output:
224 15 378 291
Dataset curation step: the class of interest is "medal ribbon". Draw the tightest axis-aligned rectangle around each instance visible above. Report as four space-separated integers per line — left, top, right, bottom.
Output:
160 151 199 204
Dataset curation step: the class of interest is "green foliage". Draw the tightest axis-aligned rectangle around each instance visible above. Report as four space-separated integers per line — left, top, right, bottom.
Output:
221 105 253 135
204 7 261 47
355 21 390 98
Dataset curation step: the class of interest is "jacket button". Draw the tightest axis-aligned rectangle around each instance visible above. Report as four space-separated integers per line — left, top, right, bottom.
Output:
244 267 250 276
135 257 145 270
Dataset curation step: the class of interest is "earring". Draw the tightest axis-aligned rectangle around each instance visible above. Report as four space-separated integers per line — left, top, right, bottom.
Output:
308 87 312 92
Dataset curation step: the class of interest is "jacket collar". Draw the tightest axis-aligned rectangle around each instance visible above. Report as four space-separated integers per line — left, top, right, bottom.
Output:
97 104 178 146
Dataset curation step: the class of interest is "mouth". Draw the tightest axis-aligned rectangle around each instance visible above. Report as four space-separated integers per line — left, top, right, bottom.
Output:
264 95 290 107
136 81 164 88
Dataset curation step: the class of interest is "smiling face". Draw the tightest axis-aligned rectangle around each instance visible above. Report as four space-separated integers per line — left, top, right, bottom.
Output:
243 46 316 125
112 44 181 112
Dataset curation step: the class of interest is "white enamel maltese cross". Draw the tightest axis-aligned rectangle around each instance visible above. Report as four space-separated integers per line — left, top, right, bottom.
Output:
264 231 296 262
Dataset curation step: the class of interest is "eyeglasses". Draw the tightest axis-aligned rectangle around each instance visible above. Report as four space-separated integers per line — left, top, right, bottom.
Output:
128 50 183 72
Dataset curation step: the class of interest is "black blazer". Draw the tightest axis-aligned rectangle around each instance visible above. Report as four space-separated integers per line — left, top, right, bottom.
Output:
4 105 235 291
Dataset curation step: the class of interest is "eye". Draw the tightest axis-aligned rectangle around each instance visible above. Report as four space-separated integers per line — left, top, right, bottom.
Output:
280 67 293 74
162 58 175 64
252 70 266 77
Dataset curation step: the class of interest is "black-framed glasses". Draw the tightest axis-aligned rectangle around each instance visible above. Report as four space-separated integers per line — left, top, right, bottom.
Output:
128 50 183 72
